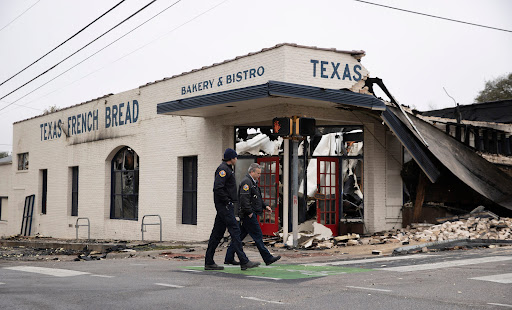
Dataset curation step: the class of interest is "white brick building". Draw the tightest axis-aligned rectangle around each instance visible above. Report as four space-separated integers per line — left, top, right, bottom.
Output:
0 44 409 242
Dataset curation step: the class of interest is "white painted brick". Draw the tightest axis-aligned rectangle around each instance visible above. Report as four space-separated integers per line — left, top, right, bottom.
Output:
0 45 401 240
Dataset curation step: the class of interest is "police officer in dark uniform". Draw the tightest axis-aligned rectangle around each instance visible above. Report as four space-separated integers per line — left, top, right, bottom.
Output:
204 148 260 271
224 163 281 266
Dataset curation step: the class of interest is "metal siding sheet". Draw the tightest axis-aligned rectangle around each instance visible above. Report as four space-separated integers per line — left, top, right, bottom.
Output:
388 106 512 210
381 109 440 183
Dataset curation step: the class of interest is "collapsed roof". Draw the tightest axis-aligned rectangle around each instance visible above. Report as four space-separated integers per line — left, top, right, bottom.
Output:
385 105 512 210
420 100 512 124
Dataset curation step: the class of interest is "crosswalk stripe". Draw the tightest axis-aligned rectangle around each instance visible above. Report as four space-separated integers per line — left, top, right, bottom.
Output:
380 256 512 272
4 266 90 277
155 283 184 288
241 296 284 304
247 276 281 281
488 303 512 308
470 273 512 284
90 274 115 278
346 286 392 292
305 254 433 266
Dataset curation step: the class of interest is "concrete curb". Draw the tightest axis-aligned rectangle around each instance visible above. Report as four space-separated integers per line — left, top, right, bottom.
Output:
0 240 122 252
393 238 512 255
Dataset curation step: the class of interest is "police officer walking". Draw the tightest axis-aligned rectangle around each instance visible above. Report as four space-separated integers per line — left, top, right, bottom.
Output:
205 148 260 271
224 163 281 266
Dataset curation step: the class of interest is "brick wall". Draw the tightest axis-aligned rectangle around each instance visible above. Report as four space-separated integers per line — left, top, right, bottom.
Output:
0 45 401 240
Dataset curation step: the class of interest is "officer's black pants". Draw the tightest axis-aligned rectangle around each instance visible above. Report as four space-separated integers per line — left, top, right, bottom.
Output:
205 203 249 265
225 213 273 264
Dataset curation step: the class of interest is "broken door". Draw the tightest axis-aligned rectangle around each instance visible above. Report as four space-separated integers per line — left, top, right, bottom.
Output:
316 157 339 236
257 157 280 236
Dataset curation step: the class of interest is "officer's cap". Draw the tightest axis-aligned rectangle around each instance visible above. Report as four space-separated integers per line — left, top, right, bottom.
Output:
223 148 238 161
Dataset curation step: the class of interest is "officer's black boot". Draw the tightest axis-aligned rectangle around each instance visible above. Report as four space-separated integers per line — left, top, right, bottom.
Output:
240 260 260 270
224 260 241 265
205 264 224 270
265 255 281 266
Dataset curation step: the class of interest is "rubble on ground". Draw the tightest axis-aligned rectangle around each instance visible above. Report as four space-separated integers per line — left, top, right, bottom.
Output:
395 217 512 243
0 246 85 261
272 216 512 250
0 235 200 261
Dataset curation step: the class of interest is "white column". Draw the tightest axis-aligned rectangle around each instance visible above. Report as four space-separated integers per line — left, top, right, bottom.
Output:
282 139 289 245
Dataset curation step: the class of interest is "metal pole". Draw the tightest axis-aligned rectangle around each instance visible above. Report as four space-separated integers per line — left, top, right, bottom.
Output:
283 139 289 246
292 139 299 248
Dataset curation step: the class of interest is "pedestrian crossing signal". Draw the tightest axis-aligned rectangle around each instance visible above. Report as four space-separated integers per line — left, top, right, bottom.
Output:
298 117 316 136
273 117 291 136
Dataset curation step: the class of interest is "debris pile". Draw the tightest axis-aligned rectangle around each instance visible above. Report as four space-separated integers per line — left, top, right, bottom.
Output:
75 250 107 261
400 217 512 243
273 217 512 249
0 246 85 261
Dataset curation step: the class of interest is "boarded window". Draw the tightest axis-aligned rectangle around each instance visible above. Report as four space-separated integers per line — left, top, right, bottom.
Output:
41 169 47 214
182 156 197 225
18 153 29 170
111 147 139 220
71 167 79 216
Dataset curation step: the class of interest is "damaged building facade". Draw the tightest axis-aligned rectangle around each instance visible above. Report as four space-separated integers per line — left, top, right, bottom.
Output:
0 43 511 242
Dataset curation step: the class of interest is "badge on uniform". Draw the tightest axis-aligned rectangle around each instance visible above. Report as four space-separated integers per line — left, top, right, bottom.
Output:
219 170 226 177
243 184 249 191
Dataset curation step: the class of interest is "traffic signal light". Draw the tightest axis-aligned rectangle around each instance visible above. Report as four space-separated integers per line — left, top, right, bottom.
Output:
272 117 291 136
298 117 316 136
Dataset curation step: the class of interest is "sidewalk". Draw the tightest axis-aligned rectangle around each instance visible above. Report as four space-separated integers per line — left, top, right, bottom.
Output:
5 235 505 263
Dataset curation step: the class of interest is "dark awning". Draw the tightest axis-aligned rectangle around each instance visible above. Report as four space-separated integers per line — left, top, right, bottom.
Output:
157 80 386 115
387 106 512 210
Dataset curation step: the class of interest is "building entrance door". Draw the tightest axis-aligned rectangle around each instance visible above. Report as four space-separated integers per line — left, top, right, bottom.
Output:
257 157 280 236
316 157 339 236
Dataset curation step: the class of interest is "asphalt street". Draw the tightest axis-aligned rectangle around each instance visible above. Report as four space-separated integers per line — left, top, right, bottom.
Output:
0 246 511 309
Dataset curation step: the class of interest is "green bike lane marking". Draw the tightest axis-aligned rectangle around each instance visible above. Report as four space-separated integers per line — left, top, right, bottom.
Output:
182 264 373 280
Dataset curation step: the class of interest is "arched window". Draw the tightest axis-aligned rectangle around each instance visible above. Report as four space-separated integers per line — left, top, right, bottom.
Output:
111 147 139 220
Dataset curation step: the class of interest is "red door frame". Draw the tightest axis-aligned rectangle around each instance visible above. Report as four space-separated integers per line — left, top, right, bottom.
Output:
257 157 280 236
316 157 339 236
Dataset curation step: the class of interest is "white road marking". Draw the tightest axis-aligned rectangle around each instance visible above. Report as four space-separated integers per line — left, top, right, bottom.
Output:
346 286 392 292
304 254 434 266
470 273 512 284
380 256 512 272
90 274 115 278
4 266 90 277
241 296 284 304
155 283 184 288
488 303 512 308
246 276 281 281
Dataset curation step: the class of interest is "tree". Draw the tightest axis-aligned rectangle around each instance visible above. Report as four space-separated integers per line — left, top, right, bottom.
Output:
474 73 512 103
0 151 8 159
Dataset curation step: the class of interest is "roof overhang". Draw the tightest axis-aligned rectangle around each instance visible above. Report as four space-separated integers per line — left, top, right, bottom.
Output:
156 81 386 117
